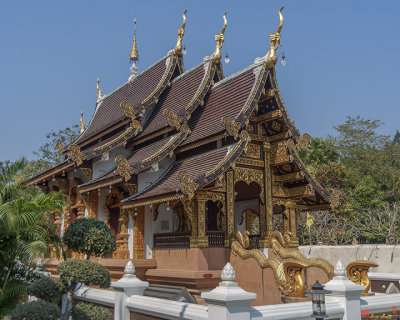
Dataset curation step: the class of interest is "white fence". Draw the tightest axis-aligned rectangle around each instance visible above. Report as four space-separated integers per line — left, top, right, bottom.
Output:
74 261 400 320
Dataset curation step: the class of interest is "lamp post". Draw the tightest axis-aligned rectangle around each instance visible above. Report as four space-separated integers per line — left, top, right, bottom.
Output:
306 280 331 320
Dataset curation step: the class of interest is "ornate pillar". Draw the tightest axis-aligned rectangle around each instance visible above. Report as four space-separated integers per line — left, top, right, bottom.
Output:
133 206 145 259
285 200 299 247
113 209 130 259
72 200 86 219
226 170 235 247
190 198 208 248
80 191 98 218
260 141 273 247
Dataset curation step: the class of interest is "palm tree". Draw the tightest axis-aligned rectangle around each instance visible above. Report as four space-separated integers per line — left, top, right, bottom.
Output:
0 158 65 316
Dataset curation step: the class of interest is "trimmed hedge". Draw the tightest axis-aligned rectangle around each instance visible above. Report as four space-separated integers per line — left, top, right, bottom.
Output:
11 300 60 320
63 218 116 258
57 259 110 290
72 302 112 320
27 277 64 302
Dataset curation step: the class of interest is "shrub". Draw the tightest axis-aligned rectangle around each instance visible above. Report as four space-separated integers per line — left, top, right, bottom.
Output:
57 259 110 291
11 300 60 320
27 276 64 302
72 302 112 320
63 218 116 258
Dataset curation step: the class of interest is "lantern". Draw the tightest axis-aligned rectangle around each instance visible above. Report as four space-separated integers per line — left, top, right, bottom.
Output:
306 280 331 319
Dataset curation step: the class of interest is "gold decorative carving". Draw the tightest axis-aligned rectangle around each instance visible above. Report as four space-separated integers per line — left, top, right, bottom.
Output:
55 178 69 195
212 11 227 64
266 7 284 69
235 157 264 167
226 170 234 246
221 116 240 139
173 9 187 55
234 167 264 194
131 206 145 259
243 143 261 158
115 156 134 182
126 183 138 196
97 78 103 100
80 111 85 134
68 144 86 166
283 261 308 297
163 108 182 130
129 19 139 62
270 230 334 279
346 260 378 293
80 168 92 181
178 171 199 199
296 133 311 150
55 142 64 155
182 199 197 236
329 189 342 210
120 101 138 121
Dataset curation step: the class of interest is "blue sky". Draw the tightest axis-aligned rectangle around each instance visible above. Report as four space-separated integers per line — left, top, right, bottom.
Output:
1 1 399 162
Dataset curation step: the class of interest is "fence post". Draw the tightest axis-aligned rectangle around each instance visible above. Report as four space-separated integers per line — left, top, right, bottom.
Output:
324 260 364 320
201 263 256 320
111 260 149 320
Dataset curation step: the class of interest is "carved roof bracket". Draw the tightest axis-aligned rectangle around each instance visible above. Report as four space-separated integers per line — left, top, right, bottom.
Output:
221 116 241 139
163 108 183 131
115 155 135 182
178 170 199 200
68 144 86 166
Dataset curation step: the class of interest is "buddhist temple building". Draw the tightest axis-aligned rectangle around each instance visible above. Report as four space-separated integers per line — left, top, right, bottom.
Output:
26 9 334 303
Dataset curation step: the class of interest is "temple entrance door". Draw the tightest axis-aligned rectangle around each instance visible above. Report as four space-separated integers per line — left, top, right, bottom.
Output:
108 207 120 236
206 200 219 231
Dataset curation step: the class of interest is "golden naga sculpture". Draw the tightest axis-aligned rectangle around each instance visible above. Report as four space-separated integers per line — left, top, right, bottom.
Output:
130 18 139 62
55 141 64 155
266 6 284 69
270 230 335 279
173 9 187 55
212 11 227 63
346 260 378 293
97 78 103 100
80 111 85 134
231 230 335 297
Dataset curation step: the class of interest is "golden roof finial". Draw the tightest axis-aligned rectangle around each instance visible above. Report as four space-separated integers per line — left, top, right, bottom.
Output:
212 11 228 64
80 111 85 134
266 6 284 68
173 9 187 55
97 78 102 100
129 18 139 62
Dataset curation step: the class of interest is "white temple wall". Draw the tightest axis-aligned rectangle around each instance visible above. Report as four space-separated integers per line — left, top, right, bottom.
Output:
234 199 259 233
144 205 153 258
153 202 176 234
97 189 107 222
137 157 174 193
92 146 129 180
128 214 134 259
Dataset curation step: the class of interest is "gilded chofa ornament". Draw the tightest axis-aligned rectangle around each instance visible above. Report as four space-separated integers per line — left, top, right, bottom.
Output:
68 144 86 166
212 11 227 64
221 116 240 139
115 156 134 182
120 101 138 121
173 9 187 55
346 260 378 293
163 108 182 130
97 78 103 100
266 7 284 69
80 111 86 134
178 171 198 199
55 142 64 155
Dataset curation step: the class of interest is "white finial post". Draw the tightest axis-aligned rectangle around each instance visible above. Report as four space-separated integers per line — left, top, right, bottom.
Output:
202 262 256 320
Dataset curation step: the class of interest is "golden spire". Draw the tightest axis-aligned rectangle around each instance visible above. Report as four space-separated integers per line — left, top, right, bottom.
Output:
80 111 85 133
173 9 187 55
97 78 102 100
212 11 228 64
129 18 139 62
266 6 284 69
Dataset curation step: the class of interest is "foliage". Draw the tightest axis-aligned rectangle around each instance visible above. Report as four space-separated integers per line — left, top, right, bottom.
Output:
11 300 61 320
23 124 80 178
0 159 66 317
63 218 116 259
72 302 113 320
57 259 111 291
27 276 64 302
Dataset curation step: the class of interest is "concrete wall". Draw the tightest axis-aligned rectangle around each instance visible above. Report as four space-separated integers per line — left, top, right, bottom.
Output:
299 244 400 273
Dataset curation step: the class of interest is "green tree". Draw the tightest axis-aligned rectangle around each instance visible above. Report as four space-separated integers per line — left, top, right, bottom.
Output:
0 159 65 317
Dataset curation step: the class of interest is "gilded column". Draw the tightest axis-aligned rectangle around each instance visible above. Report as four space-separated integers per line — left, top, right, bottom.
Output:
260 141 273 247
286 201 299 247
88 190 98 218
226 170 235 247
190 199 208 247
133 206 145 259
